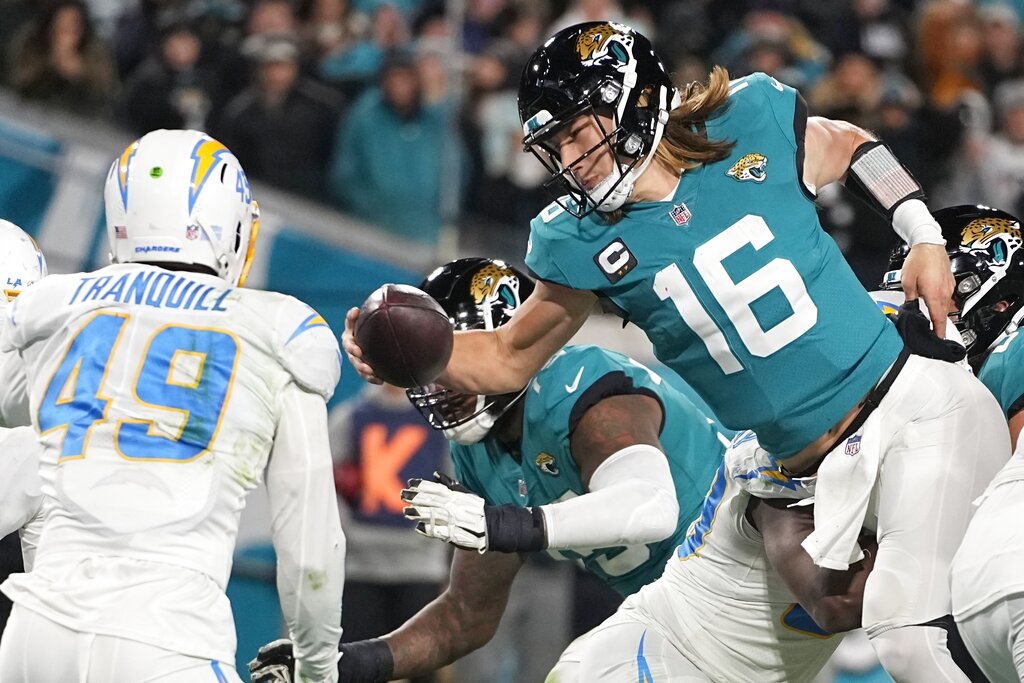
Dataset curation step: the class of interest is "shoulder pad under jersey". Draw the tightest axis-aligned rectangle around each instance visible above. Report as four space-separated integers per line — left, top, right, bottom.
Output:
275 296 341 401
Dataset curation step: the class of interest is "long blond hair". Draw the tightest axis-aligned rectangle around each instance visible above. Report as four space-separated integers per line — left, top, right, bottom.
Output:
654 66 736 173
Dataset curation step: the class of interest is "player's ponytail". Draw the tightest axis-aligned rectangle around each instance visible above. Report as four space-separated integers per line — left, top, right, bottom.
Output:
654 66 735 173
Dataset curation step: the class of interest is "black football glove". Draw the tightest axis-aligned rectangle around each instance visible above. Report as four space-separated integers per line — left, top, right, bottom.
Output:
893 299 967 363
249 638 395 683
248 639 295 683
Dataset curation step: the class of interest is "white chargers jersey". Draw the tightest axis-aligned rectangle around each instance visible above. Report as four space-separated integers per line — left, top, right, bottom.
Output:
617 460 842 683
0 427 43 560
0 315 30 427
0 263 345 677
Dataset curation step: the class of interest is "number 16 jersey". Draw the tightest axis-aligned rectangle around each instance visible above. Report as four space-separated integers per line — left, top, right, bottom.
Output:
525 72 903 458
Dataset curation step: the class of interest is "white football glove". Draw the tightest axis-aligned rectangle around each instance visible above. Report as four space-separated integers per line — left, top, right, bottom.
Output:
402 473 488 552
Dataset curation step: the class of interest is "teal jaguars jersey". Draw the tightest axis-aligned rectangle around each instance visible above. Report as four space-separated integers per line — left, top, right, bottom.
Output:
450 345 726 596
525 72 903 458
979 330 1024 418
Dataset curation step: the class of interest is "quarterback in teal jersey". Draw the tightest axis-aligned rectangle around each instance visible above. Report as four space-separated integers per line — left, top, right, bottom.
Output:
251 258 725 683
344 22 1011 682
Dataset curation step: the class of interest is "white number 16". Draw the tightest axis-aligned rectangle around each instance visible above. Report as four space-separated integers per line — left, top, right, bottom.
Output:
654 215 818 374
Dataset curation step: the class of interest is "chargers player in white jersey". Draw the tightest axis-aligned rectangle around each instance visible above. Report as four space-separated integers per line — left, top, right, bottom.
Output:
0 219 48 570
0 129 345 683
0 218 47 428
571 433 875 682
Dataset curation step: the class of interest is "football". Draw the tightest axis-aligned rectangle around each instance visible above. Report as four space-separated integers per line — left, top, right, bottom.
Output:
354 283 454 388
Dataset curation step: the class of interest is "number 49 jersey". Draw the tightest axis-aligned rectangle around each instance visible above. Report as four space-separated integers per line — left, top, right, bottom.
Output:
525 72 903 459
0 263 340 652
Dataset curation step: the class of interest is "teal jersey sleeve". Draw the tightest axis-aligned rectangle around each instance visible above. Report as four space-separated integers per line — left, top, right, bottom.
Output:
979 330 1024 418
450 345 724 595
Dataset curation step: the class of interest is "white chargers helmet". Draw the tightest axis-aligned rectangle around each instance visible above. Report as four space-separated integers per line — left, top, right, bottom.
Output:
0 219 47 304
104 129 260 287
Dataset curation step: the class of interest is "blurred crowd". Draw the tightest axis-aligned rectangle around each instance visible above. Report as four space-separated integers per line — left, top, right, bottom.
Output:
3 0 1024 281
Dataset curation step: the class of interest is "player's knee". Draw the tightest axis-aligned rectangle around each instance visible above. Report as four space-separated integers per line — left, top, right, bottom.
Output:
870 624 956 682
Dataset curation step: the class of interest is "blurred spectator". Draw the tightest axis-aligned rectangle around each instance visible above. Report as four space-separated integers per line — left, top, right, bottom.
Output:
218 0 302 104
917 0 985 108
466 7 547 240
655 2 714 70
319 2 409 98
823 0 910 69
327 50 464 245
8 0 117 117
548 0 631 36
0 1 37 79
328 382 449 683
299 0 362 62
247 0 300 36
462 0 505 55
712 8 829 89
111 0 179 80
218 33 342 198
808 52 882 130
116 17 219 134
877 73 926 174
976 79 1024 217
979 4 1024 97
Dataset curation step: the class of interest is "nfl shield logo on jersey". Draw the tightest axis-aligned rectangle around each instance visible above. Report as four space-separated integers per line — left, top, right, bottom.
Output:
845 434 862 456
669 202 692 226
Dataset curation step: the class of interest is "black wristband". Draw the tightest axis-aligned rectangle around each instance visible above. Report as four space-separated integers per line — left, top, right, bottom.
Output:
338 638 394 683
844 140 927 220
484 504 547 552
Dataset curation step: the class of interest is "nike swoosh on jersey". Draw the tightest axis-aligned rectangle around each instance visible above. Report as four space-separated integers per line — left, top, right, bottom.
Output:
565 367 584 393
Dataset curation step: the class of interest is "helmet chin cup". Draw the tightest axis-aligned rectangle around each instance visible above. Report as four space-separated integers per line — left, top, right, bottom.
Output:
443 411 498 445
592 167 634 212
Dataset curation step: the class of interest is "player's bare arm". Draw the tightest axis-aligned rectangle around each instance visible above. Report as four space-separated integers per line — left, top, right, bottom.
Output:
751 497 876 634
384 549 524 678
805 116 954 336
438 280 597 395
1008 409 1024 451
570 392 663 485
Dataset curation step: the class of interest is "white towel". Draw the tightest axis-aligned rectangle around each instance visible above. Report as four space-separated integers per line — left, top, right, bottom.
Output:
800 415 883 570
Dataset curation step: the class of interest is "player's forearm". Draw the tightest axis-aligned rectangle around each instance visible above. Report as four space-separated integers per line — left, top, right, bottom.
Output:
439 328 533 395
382 592 499 677
439 282 594 394
806 536 876 634
268 387 347 681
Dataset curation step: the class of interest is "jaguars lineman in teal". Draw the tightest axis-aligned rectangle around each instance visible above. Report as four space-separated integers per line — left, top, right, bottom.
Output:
979 331 1024 420
450 343 726 596
525 72 903 459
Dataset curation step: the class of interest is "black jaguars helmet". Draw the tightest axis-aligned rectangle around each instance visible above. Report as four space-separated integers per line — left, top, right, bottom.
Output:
519 21 678 218
881 205 1024 367
406 258 535 444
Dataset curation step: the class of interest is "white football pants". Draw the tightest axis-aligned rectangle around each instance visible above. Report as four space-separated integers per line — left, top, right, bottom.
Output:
0 604 243 683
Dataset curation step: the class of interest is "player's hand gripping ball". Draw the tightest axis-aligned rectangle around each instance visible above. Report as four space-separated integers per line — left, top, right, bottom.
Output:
354 284 454 388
